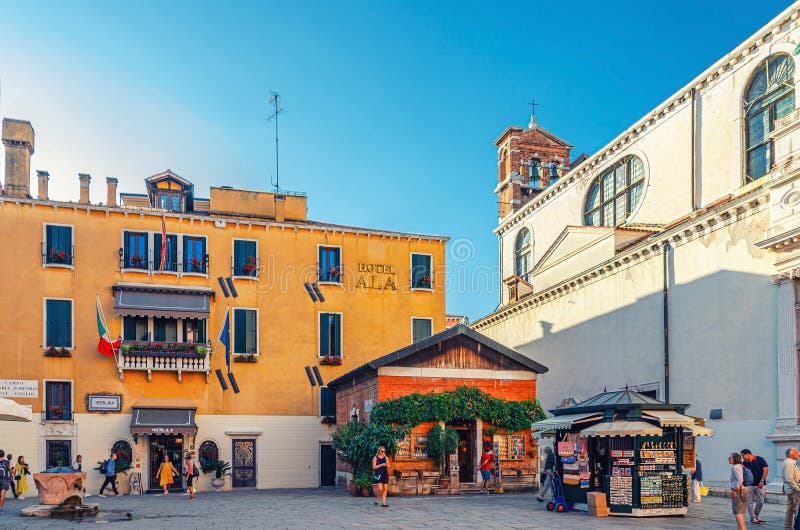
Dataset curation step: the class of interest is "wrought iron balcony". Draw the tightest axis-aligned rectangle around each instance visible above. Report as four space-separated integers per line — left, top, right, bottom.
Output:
117 341 211 383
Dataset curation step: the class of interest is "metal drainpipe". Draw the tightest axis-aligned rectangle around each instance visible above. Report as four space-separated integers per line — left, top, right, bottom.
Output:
663 240 672 403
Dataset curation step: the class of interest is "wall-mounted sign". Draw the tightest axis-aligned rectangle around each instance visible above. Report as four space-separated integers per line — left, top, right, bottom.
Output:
87 394 122 412
356 263 397 291
364 399 373 413
150 427 175 434
0 379 38 398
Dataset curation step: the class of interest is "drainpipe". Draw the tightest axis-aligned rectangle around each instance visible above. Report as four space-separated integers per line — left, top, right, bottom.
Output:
691 88 697 211
662 241 671 403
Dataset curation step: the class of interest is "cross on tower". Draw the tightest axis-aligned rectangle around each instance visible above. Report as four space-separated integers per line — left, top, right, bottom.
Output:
528 98 539 129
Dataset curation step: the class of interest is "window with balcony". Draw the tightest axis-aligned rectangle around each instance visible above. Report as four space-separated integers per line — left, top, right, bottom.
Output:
318 246 341 283
183 318 206 344
183 236 207 274
233 239 258 278
319 312 342 358
45 381 72 421
45 299 72 349
153 317 178 343
154 233 178 272
44 224 73 266
412 317 433 343
411 253 432 290
233 308 258 354
123 231 149 270
320 386 336 417
123 316 148 341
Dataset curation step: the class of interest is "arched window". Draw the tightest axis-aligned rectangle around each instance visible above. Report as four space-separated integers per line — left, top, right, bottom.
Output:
744 54 795 183
199 440 219 472
584 156 645 227
111 440 133 472
514 228 532 282
549 162 559 184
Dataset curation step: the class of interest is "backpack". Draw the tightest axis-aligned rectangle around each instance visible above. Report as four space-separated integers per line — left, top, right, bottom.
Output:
192 465 199 478
0 461 7 480
743 465 754 486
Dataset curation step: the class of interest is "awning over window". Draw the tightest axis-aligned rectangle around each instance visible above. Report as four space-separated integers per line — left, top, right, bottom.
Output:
114 283 211 319
130 398 197 435
0 397 32 422
531 412 602 437
687 424 714 437
643 410 695 428
580 421 663 438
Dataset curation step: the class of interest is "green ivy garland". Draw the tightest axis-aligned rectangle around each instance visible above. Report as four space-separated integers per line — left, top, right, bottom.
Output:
370 386 546 433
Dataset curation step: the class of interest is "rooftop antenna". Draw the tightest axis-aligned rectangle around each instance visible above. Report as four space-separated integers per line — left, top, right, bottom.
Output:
267 91 283 192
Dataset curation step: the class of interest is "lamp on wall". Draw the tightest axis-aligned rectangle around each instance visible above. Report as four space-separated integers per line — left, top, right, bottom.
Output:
175 436 183 445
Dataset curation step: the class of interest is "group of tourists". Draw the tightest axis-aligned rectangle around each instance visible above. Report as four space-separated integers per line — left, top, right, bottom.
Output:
0 450 30 514
728 449 770 529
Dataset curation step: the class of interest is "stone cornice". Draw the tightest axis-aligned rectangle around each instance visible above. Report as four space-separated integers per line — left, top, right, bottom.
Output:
0 197 449 242
473 189 768 330
495 2 800 236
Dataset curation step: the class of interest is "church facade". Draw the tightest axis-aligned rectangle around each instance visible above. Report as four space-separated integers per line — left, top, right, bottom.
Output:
473 2 800 486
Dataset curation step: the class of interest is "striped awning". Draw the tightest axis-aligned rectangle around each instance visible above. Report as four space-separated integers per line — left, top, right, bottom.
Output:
114 283 211 318
643 410 695 428
580 421 663 437
531 412 602 437
687 424 714 437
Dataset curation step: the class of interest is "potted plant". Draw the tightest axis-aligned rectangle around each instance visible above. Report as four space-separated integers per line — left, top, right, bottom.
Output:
120 343 132 355
426 425 459 488
45 345 58 356
130 254 144 268
209 460 231 491
190 257 203 272
242 256 257 274
320 416 336 425
195 346 208 357
354 469 373 497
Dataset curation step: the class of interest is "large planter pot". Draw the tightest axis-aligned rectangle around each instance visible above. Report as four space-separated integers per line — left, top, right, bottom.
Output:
348 481 357 497
116 473 131 495
210 477 225 491
360 487 371 497
438 478 450 489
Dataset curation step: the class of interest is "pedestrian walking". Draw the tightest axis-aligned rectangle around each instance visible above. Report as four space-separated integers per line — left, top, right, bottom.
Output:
536 447 556 503
0 450 10 515
691 458 703 503
99 452 119 496
372 446 389 507
479 441 493 495
14 456 29 500
784 447 800 530
183 453 198 500
742 448 769 525
5 455 16 499
730 452 747 530
157 455 177 494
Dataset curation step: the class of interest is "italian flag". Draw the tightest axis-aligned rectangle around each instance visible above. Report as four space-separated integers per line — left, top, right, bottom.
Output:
96 295 120 358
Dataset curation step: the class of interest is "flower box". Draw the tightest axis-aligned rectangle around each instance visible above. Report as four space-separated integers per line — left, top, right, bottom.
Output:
319 355 342 366
233 354 258 363
44 346 71 358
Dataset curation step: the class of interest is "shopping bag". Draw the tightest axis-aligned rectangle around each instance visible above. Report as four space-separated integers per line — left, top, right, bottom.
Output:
558 441 574 456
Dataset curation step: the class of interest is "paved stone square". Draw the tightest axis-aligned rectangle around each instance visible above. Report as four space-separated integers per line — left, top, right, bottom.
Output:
0 489 791 529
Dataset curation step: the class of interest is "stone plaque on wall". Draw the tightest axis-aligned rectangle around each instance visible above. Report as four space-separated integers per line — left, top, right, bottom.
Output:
0 379 38 398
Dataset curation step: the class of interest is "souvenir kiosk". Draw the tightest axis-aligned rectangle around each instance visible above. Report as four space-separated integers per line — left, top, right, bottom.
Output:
531 390 712 517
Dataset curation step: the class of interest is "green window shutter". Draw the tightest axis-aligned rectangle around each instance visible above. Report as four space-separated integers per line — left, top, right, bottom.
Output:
234 309 246 353
319 313 330 356
331 314 341 357
321 387 336 417
46 300 72 347
413 319 432 343
245 310 257 353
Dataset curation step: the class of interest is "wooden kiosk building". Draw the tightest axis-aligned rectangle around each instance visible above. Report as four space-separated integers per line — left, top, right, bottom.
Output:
531 390 712 517
327 325 549 494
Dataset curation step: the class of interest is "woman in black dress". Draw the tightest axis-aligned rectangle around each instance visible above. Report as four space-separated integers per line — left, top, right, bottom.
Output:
372 446 390 507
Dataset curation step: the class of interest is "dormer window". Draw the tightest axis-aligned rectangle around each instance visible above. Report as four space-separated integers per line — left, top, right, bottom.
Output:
157 191 182 212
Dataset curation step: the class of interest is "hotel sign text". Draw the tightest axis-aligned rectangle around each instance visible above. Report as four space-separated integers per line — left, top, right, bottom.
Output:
356 263 397 291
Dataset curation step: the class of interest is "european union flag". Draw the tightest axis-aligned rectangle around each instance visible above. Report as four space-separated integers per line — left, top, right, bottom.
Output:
219 306 231 373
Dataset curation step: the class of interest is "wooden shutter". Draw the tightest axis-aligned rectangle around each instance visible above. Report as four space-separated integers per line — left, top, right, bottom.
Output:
245 310 257 353
321 387 336 417
331 314 341 356
234 309 247 353
319 313 330 356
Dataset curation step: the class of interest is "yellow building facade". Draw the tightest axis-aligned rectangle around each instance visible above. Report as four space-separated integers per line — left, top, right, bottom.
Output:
0 118 447 492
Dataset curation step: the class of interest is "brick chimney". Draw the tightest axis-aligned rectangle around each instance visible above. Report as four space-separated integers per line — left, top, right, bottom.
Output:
106 177 118 207
2 118 35 199
37 170 49 201
78 173 91 204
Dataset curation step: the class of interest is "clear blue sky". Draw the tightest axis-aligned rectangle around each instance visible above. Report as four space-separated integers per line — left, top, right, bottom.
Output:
0 0 790 320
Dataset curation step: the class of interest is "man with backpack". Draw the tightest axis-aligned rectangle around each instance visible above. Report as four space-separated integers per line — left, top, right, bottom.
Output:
99 452 118 497
742 448 768 525
0 450 10 514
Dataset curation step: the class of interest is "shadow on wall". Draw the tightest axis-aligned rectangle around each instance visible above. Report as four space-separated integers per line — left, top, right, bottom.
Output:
512 269 777 481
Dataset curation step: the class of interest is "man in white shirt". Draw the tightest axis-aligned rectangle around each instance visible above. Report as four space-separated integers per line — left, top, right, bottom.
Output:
783 447 800 530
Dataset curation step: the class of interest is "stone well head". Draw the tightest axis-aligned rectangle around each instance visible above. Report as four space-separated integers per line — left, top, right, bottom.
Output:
33 470 86 505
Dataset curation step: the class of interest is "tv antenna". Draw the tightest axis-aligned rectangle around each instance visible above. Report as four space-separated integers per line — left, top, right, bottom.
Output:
267 91 283 191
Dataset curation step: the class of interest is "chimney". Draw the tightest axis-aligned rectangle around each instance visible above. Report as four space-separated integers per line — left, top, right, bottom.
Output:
78 173 91 204
2 118 35 198
37 170 49 201
106 177 118 207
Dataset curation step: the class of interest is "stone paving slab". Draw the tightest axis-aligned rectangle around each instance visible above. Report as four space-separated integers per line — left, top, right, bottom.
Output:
0 489 792 529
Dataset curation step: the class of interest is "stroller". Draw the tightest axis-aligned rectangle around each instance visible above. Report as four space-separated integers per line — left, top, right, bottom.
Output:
545 471 571 513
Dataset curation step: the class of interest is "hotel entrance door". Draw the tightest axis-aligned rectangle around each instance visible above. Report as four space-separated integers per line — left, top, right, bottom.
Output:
149 435 183 492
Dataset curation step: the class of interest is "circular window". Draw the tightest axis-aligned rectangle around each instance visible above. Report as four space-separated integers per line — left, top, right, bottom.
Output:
112 440 133 472
584 156 645 227
199 440 219 472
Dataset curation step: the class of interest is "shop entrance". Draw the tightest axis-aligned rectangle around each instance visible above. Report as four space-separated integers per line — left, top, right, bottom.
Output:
149 435 184 492
450 422 474 483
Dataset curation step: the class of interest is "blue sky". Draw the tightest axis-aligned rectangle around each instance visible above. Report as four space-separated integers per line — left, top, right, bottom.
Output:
0 0 791 320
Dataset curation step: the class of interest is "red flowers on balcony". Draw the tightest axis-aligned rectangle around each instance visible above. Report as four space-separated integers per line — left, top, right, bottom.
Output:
48 248 72 264
320 355 342 366
243 256 257 273
190 257 203 272
44 346 71 357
